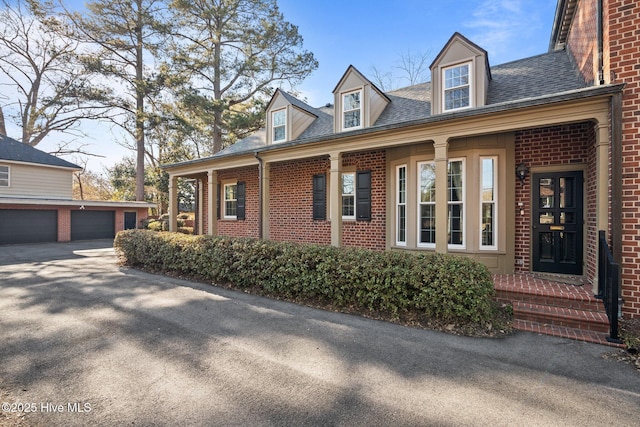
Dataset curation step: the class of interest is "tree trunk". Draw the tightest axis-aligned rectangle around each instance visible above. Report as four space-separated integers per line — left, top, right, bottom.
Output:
135 0 145 201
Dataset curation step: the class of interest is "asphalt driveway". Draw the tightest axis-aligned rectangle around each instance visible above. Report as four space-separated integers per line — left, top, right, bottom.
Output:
0 240 638 426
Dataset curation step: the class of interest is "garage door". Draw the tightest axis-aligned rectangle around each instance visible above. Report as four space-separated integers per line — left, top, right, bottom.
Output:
71 210 115 240
0 209 58 245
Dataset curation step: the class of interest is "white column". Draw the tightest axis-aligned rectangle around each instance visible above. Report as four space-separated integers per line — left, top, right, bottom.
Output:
434 138 449 253
329 152 342 247
168 175 178 232
207 170 217 236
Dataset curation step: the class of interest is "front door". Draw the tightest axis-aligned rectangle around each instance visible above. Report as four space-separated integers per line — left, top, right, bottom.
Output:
531 171 583 275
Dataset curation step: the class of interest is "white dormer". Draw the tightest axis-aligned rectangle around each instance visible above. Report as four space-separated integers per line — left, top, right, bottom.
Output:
332 65 390 133
265 89 318 144
430 33 491 115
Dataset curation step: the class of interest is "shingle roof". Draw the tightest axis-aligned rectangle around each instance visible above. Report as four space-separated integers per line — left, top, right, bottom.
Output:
0 134 81 169
190 49 591 163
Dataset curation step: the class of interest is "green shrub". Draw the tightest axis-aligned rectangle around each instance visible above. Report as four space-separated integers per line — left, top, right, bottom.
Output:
114 230 496 326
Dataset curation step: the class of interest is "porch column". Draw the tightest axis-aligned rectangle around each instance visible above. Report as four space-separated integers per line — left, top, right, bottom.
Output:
329 152 343 247
594 119 610 294
434 138 449 253
168 175 178 232
207 170 217 236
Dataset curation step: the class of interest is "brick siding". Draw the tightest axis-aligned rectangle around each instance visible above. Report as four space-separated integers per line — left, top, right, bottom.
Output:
514 123 596 278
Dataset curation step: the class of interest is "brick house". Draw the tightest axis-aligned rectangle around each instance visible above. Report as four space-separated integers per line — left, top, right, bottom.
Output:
164 0 640 323
0 135 154 244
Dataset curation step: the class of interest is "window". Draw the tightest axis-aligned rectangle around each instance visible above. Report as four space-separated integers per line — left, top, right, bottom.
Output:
342 90 362 129
448 159 465 247
396 165 407 245
223 182 245 220
480 157 497 249
0 165 8 187
418 162 436 246
224 183 237 219
342 173 355 219
339 170 371 221
272 109 286 142
443 63 471 111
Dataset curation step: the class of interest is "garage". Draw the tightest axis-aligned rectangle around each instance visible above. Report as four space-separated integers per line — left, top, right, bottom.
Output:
0 209 58 245
71 210 115 241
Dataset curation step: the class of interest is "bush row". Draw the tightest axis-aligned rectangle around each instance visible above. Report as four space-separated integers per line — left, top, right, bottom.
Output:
114 230 497 325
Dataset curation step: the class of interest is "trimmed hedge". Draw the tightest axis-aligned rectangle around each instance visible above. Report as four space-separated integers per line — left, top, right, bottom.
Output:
114 230 496 325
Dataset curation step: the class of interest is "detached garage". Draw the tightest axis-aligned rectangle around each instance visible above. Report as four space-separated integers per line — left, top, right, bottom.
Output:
1 135 155 245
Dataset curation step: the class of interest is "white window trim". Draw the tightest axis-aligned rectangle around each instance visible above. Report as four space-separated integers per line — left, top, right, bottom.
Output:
0 165 9 187
223 182 238 220
341 172 356 220
442 61 473 112
272 108 287 143
448 158 466 250
417 161 436 249
396 164 407 246
479 156 498 251
341 89 363 131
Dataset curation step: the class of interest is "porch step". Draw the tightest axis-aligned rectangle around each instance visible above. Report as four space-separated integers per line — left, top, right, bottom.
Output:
493 274 622 347
513 301 609 333
513 319 626 348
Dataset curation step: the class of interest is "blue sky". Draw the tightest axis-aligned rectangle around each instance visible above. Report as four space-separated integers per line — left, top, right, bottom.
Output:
29 0 558 171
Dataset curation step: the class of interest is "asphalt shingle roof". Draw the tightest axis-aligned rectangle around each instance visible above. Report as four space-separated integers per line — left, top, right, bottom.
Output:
205 49 589 161
0 134 81 169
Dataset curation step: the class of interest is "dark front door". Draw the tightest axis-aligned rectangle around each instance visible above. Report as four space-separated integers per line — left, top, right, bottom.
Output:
124 212 137 230
532 171 583 275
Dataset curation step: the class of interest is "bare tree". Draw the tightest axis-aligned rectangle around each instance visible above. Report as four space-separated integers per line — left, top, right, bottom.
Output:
370 49 432 91
0 0 112 149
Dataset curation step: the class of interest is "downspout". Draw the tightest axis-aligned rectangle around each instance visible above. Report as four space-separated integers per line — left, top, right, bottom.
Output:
597 0 605 85
255 152 263 239
611 92 622 266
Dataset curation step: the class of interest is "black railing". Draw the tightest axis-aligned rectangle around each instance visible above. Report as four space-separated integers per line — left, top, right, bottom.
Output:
597 230 622 343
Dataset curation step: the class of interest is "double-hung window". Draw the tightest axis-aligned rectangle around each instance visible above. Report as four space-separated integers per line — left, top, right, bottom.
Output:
396 165 407 245
0 165 8 187
342 90 362 130
341 172 355 219
272 109 286 143
418 162 436 246
448 159 465 247
480 157 497 249
223 183 238 219
443 63 471 111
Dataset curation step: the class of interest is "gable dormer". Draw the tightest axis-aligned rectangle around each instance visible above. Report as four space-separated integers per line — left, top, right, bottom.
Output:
332 65 390 132
430 32 491 115
266 89 318 144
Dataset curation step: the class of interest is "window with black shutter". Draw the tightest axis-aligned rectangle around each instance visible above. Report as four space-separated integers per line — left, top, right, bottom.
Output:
312 174 326 220
356 170 371 221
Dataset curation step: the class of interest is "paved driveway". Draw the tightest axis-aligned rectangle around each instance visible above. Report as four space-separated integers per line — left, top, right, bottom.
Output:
0 240 639 426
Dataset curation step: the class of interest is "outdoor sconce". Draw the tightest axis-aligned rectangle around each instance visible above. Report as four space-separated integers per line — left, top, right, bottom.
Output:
516 163 528 183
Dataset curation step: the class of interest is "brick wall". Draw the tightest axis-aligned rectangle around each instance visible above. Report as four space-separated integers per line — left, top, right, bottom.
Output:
566 0 598 84
341 150 386 251
216 166 260 238
514 123 595 276
268 157 332 245
607 0 640 317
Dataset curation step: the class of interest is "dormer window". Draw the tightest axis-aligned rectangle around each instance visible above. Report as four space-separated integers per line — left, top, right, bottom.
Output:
443 62 471 111
342 90 362 129
0 165 8 187
272 109 286 142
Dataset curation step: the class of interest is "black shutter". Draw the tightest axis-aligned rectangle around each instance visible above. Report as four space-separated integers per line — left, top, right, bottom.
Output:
356 170 371 221
216 183 221 220
236 181 246 220
312 174 326 220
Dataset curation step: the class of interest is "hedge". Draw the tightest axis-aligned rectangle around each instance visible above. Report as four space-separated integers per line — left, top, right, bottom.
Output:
114 230 497 325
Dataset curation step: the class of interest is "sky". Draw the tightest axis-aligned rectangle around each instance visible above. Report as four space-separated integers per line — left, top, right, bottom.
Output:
23 0 558 173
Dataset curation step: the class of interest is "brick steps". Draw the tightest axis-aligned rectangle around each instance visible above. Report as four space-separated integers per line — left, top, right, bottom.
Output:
494 274 623 348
